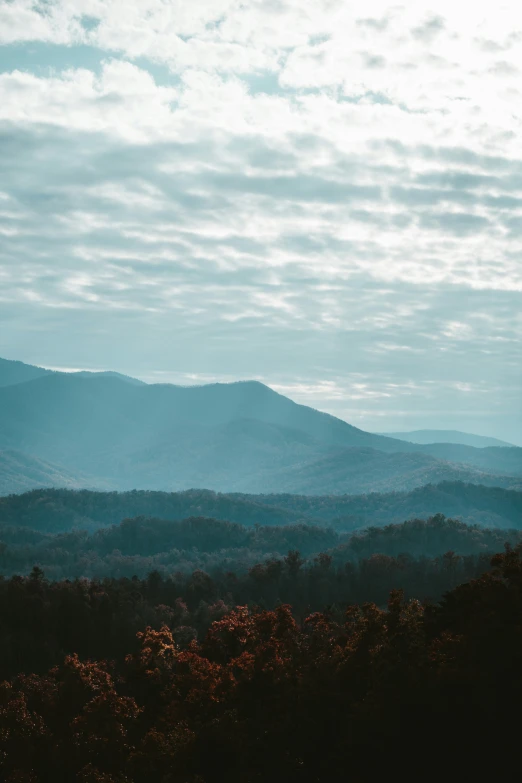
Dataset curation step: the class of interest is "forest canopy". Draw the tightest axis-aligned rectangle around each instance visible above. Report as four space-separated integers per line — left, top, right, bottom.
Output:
2 543 522 781
2 481 522 533
0 512 520 580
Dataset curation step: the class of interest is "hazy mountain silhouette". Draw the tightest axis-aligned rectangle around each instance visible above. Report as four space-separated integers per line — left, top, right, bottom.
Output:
0 363 520 495
72 370 147 385
0 450 89 495
0 357 51 388
404 443 522 476
243 447 520 495
0 357 146 389
382 429 514 448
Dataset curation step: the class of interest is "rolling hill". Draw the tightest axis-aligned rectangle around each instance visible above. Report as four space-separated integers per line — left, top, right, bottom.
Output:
238 481 522 529
1 482 521 533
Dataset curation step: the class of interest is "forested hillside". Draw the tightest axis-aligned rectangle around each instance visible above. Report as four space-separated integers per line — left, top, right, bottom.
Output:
2 545 522 780
0 513 519 580
0 487 306 532
239 481 522 528
2 482 521 534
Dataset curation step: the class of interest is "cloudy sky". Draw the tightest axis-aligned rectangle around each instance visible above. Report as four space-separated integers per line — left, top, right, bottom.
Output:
1 1 521 442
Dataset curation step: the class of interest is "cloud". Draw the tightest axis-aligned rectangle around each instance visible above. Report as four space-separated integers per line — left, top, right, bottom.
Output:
411 15 446 43
0 2 521 441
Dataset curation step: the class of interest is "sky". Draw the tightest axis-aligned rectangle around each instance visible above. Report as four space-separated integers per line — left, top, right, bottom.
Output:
0 1 521 443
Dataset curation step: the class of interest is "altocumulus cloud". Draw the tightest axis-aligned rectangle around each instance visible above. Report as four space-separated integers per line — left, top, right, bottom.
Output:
0 0 521 441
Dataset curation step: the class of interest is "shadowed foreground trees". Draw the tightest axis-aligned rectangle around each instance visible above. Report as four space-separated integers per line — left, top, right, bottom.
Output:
2 546 522 781
0 545 495 679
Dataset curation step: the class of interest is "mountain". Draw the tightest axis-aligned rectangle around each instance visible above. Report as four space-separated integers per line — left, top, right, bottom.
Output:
382 429 514 448
1 482 522 534
0 450 87 496
0 357 145 390
71 370 146 385
0 357 51 388
0 370 402 453
0 370 520 495
246 447 520 495
408 443 522 476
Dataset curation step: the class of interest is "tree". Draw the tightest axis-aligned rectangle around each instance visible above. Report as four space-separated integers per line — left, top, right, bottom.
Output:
284 550 304 577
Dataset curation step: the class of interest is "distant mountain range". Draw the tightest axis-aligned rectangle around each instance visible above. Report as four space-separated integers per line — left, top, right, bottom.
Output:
0 357 520 496
381 429 514 449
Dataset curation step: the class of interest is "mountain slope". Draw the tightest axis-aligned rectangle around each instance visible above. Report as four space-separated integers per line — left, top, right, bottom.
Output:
0 357 51 388
0 357 146 390
71 370 146 385
0 450 88 495
412 443 522 476
0 371 519 494
244 447 520 495
0 372 404 455
382 429 514 448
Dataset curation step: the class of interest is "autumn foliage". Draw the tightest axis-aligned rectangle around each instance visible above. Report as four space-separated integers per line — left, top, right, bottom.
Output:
2 546 522 781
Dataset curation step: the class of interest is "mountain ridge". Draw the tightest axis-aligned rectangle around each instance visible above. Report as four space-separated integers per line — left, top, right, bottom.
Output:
381 429 514 449
0 357 52 388
0 359 520 496
0 357 146 389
